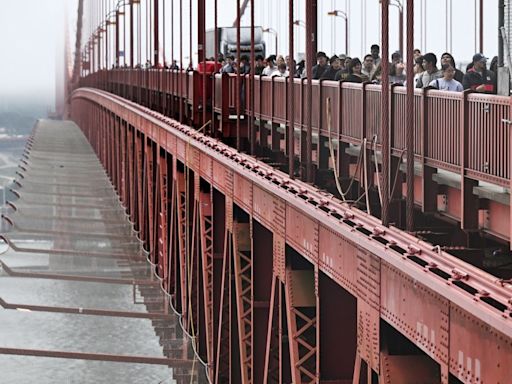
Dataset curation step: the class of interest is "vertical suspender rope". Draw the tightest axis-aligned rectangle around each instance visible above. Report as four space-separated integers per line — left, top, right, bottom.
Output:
179 0 183 121
213 0 218 137
189 0 192 67
147 0 150 64
305 0 314 182
406 0 415 232
250 0 255 154
236 0 241 151
163 0 165 65
288 0 295 178
171 0 174 117
381 0 390 226
138 1 141 66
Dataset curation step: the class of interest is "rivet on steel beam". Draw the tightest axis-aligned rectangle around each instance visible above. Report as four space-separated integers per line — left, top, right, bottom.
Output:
372 227 385 237
476 290 490 298
407 245 421 255
451 268 469 281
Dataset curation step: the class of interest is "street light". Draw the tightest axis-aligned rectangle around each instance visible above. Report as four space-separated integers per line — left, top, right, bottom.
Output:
293 20 305 60
327 10 349 55
389 0 403 55
379 0 403 55
262 28 278 55
293 20 306 28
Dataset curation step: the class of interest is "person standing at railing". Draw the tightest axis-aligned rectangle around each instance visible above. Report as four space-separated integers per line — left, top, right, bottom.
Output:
312 51 330 80
440 53 464 83
413 55 424 85
370 44 381 67
320 55 342 81
361 54 376 81
338 54 348 72
344 58 368 83
169 60 179 70
389 51 406 85
262 55 278 77
416 53 442 88
429 64 464 92
254 55 265 75
221 55 235 74
237 56 250 75
272 63 289 77
462 54 496 94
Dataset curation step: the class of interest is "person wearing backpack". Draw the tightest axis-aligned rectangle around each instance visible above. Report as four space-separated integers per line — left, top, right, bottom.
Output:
429 64 463 92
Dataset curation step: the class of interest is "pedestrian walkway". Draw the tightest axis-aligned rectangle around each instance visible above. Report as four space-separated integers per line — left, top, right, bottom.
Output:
0 119 209 383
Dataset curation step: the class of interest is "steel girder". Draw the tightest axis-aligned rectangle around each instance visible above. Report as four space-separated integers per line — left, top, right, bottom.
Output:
71 89 512 384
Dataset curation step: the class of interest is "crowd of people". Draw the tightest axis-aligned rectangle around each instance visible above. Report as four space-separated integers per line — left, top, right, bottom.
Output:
213 44 498 94
120 43 498 94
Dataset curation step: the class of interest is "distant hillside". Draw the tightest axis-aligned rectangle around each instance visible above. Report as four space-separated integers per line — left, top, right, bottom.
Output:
0 97 50 135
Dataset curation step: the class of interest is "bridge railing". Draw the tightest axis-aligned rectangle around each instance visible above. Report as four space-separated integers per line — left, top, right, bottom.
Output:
80 69 511 187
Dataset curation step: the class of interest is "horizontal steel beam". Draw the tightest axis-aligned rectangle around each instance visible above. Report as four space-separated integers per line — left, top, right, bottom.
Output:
0 297 171 320
0 347 194 366
72 88 512 339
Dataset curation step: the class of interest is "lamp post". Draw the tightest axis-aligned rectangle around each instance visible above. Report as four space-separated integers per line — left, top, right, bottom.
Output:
327 10 349 55
103 11 117 69
114 0 132 67
479 0 483 52
293 20 305 61
293 19 305 28
262 27 278 55
389 0 403 54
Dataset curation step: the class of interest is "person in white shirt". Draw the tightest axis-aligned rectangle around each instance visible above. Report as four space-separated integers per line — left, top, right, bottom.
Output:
272 63 289 77
262 56 278 77
429 64 464 92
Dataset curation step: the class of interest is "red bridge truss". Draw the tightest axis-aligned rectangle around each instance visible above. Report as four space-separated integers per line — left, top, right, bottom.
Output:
71 87 512 383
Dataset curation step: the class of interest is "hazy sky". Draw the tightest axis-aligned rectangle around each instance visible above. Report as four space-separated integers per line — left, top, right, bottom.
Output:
0 0 501 107
0 0 77 105
95 0 498 68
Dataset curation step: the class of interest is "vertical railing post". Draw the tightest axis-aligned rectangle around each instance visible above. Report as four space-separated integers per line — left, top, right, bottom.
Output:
460 90 479 230
421 89 438 213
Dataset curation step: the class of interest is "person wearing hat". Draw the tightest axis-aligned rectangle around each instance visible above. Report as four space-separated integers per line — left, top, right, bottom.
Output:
462 53 496 93
312 51 329 80
320 55 342 81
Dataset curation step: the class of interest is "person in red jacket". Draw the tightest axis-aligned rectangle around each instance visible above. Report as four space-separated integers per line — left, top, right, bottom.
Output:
462 53 496 94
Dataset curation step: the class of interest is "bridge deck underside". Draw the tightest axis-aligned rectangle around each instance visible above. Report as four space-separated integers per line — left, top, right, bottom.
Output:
0 119 208 383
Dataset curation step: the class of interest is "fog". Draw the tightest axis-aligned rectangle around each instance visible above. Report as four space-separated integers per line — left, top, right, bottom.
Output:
0 0 500 107
177 0 498 69
0 0 78 108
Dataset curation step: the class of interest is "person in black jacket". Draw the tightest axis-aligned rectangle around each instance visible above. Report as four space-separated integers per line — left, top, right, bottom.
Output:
462 53 496 94
312 51 329 79
320 55 342 81
254 55 265 75
345 58 366 83
440 53 464 83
